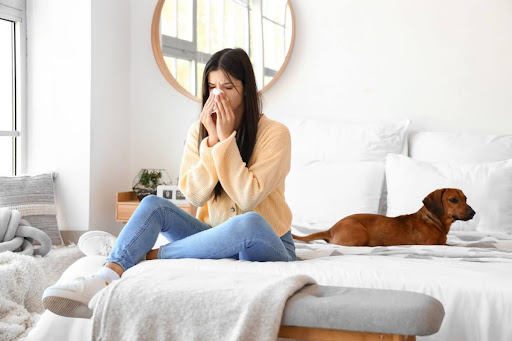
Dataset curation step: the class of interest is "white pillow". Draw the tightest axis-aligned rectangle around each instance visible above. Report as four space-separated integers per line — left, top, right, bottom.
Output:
385 154 512 233
286 161 385 231
280 117 410 164
409 131 512 163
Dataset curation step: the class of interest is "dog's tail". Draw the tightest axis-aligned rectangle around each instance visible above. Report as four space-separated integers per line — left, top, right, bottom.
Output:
292 231 330 243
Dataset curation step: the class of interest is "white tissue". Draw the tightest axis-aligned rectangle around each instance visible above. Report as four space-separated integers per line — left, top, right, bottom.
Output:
212 88 224 96
211 88 224 113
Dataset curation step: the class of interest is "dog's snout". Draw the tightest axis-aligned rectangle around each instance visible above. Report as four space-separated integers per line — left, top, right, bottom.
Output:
467 206 475 218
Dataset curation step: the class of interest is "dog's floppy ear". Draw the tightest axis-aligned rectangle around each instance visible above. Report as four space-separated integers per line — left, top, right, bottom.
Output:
422 189 446 217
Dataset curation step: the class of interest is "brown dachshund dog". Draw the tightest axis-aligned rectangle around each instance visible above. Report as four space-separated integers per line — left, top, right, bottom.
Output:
293 188 475 246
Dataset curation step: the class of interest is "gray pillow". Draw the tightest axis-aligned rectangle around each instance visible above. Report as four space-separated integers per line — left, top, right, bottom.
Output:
0 173 62 245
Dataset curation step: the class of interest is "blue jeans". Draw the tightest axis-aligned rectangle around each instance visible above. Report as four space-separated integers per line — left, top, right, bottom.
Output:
106 195 296 271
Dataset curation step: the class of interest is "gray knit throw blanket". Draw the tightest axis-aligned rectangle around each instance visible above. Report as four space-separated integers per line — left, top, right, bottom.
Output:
0 207 52 256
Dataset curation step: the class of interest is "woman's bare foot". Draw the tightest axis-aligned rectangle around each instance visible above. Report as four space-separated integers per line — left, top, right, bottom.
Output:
146 249 159 260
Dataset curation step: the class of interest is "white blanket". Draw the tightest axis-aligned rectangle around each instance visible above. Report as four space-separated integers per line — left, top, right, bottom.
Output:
293 229 512 261
91 260 315 341
0 252 44 341
0 246 84 341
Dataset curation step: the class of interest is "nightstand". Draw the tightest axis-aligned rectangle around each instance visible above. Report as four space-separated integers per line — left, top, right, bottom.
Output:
116 191 193 223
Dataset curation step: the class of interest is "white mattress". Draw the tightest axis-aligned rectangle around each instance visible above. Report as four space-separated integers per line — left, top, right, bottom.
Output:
27 231 512 341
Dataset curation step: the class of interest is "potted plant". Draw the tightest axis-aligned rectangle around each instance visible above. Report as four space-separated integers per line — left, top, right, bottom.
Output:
132 169 171 200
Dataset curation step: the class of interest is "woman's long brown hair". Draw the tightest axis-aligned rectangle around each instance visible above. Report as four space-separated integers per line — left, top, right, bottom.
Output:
198 48 262 200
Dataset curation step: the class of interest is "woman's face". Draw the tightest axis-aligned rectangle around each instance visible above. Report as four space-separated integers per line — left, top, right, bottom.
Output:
208 69 244 119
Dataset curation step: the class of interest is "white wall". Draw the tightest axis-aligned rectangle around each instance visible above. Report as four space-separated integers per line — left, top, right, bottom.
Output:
26 0 130 233
89 0 130 233
265 0 512 133
26 0 91 230
27 0 512 234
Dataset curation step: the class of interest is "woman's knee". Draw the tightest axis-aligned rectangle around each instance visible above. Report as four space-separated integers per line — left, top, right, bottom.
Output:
141 195 175 210
238 211 264 224
235 212 273 234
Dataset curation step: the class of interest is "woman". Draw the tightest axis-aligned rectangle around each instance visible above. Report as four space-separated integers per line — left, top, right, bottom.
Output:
42 48 295 318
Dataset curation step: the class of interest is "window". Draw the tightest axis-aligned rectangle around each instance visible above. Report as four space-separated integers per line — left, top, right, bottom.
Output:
0 18 15 176
0 0 25 176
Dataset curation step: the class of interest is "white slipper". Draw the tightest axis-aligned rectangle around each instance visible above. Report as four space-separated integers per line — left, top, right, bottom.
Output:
78 230 117 256
42 276 108 319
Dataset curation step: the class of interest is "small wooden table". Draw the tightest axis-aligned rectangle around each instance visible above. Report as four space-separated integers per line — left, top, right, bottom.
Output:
115 191 193 222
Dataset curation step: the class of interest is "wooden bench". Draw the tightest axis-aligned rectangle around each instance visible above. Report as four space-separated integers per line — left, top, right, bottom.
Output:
278 285 444 341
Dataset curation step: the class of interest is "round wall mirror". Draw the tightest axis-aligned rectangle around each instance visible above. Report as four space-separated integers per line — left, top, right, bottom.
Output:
151 0 295 102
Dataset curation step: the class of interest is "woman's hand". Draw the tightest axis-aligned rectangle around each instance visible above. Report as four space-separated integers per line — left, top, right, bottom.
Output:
215 92 235 141
200 93 219 147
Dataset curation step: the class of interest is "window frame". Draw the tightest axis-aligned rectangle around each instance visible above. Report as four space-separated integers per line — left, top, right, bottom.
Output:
0 0 26 176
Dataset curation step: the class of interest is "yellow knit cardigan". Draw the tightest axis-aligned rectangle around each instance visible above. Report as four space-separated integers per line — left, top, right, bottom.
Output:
178 114 292 237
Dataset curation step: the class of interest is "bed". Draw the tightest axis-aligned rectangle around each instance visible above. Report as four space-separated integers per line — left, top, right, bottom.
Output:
26 231 512 341
27 116 512 341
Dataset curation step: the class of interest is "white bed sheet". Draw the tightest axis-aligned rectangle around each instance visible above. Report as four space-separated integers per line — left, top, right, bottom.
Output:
27 231 512 341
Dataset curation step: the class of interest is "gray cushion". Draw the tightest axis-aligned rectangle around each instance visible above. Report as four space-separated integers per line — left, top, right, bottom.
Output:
282 285 444 336
0 173 62 245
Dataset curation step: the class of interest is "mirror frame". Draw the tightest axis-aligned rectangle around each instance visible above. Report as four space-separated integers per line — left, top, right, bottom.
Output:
151 0 296 102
